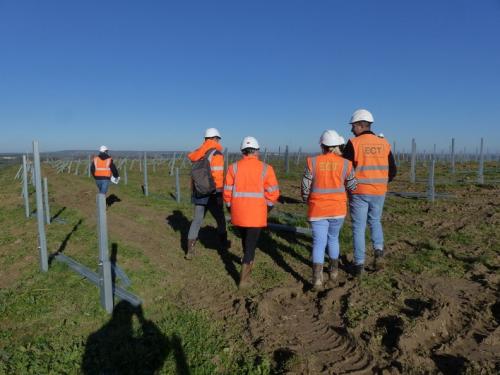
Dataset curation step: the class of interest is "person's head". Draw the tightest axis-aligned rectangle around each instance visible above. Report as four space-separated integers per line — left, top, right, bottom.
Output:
99 145 109 153
349 109 374 136
319 130 344 155
204 128 221 142
240 136 260 156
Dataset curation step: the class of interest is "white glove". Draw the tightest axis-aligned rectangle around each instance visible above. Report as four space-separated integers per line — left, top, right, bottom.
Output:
111 176 120 184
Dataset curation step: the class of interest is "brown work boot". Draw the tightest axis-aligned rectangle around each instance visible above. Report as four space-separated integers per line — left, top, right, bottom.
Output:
312 263 324 291
239 262 254 290
327 259 339 280
373 250 385 271
185 239 196 260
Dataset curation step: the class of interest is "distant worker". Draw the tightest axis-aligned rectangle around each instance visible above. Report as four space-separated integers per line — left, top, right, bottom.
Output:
91 145 119 195
185 128 228 260
223 136 280 289
302 130 357 291
378 133 385 138
343 109 397 276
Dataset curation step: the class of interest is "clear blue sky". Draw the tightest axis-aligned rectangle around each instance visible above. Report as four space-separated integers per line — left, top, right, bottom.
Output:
1 0 499 154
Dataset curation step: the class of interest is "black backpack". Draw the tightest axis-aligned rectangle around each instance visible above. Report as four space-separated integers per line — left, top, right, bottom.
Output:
191 148 219 197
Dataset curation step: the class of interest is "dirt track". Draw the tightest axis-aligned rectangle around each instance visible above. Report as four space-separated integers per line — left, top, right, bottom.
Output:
20 166 500 374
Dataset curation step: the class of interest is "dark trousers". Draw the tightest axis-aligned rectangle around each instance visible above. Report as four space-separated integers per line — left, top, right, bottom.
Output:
237 227 262 264
187 194 227 240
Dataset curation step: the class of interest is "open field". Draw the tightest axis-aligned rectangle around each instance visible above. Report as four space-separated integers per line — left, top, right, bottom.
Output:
1 158 499 374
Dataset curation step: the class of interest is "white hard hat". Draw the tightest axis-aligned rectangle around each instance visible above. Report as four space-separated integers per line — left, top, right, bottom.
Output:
350 109 374 124
240 136 260 150
204 128 221 138
99 145 109 152
319 130 344 147
378 133 385 138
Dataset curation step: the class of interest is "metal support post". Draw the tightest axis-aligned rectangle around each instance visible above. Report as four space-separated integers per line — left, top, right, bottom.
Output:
33 141 48 272
143 152 149 196
22 155 30 218
43 177 51 224
175 167 181 204
478 138 484 184
427 160 435 202
410 138 416 183
97 193 113 313
451 138 455 174
284 145 289 174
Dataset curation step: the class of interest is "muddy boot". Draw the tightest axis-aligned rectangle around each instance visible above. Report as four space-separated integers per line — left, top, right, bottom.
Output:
373 250 385 271
185 239 196 260
353 264 364 277
239 262 253 290
218 232 230 251
327 259 339 280
312 263 324 291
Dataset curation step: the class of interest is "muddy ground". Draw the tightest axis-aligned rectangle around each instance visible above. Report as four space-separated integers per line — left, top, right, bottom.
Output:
2 162 499 374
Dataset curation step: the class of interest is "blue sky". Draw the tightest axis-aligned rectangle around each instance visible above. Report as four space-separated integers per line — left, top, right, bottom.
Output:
1 0 499 154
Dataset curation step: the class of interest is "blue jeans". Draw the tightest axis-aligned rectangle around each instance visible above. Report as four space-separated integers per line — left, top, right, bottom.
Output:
310 218 345 264
349 194 386 265
95 179 110 194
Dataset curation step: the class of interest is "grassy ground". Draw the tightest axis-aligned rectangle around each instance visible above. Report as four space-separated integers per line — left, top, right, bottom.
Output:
0 157 499 374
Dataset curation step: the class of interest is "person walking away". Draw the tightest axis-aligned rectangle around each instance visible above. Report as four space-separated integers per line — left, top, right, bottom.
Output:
223 136 280 289
185 128 228 259
91 145 119 195
343 109 397 276
302 130 357 291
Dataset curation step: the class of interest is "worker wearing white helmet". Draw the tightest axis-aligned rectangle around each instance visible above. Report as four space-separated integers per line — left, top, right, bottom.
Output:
91 145 119 195
223 136 280 289
185 128 228 259
343 109 397 276
301 130 357 290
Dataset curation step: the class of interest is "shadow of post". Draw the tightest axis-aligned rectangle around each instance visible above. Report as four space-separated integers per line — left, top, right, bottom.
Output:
48 219 83 265
81 301 191 375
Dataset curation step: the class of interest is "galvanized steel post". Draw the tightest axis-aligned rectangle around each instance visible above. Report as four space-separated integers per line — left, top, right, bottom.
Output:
284 145 289 174
410 138 416 183
22 155 30 218
143 152 149 196
478 138 484 184
427 159 435 202
97 193 113 313
33 141 48 272
124 160 128 185
175 167 181 204
43 177 51 224
451 138 455 174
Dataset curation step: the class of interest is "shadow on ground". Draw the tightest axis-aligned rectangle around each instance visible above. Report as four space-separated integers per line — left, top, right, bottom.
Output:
81 301 190 375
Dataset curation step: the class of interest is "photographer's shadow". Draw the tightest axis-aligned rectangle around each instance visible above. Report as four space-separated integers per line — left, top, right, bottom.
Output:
81 301 189 375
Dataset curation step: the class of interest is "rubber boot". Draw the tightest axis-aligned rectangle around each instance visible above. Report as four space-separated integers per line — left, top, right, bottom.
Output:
328 259 339 280
218 232 230 251
239 262 253 290
373 250 385 271
185 239 196 260
353 264 364 277
312 263 324 291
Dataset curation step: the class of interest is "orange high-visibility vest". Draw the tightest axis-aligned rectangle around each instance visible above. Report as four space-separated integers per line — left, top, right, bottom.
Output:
350 134 390 195
223 155 279 227
188 140 224 191
93 157 112 177
306 153 352 220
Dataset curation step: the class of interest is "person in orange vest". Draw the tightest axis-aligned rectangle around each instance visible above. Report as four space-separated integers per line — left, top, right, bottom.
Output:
343 109 397 276
186 128 228 259
91 145 119 195
302 130 357 290
223 136 280 289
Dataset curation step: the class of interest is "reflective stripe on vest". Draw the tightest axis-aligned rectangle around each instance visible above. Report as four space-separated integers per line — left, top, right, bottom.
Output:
211 166 223 171
231 161 267 198
357 178 388 184
356 165 389 172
